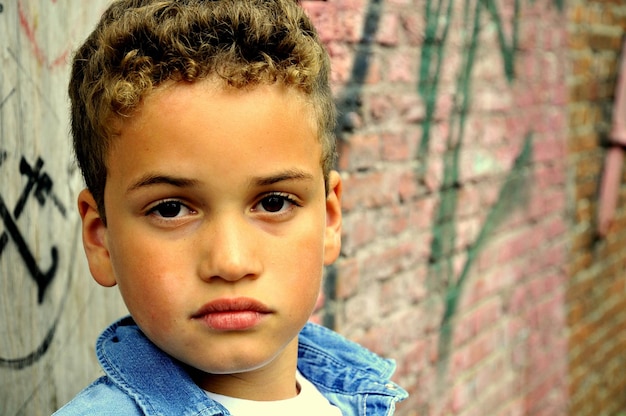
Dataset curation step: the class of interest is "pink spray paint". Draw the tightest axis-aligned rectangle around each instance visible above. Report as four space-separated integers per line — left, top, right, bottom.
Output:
598 37 626 237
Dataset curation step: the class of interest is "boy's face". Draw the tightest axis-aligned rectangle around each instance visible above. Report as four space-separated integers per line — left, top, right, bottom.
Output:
78 81 342 399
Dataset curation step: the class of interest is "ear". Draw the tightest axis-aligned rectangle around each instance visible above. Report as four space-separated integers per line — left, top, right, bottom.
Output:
78 189 117 287
323 170 342 265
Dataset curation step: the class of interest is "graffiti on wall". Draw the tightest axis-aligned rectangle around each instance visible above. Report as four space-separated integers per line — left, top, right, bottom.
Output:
327 0 564 374
0 156 66 304
0 153 70 370
0 0 75 370
17 0 72 70
321 0 387 328
419 0 561 375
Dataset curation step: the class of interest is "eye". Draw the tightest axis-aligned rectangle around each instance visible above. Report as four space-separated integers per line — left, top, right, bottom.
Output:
254 193 300 214
260 195 287 212
147 200 194 219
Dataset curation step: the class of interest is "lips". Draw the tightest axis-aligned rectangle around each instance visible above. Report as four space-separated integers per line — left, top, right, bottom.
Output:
192 297 272 331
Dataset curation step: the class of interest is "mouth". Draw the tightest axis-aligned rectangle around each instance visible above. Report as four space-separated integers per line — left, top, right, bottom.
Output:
191 297 272 331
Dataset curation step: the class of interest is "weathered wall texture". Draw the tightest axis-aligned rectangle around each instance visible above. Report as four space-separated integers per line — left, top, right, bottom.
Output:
0 1 126 415
3 0 626 415
568 1 626 415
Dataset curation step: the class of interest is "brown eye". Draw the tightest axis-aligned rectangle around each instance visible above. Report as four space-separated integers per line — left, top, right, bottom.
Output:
260 196 286 213
148 200 191 218
255 193 301 215
155 201 182 217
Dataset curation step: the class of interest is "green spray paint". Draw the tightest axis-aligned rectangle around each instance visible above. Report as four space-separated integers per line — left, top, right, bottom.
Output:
417 0 562 379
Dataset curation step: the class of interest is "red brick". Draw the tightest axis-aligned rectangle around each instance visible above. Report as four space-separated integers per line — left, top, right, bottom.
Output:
375 12 400 46
337 133 380 171
387 49 415 83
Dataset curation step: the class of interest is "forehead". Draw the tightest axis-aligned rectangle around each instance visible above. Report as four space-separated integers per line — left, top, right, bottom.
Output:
106 79 323 188
114 78 318 137
108 78 320 154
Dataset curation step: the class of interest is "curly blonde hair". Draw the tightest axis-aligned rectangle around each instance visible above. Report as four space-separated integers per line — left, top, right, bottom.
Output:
69 0 336 219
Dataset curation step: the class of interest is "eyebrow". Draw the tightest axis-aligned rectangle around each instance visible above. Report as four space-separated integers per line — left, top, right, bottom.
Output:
126 174 200 194
125 169 315 194
251 169 315 187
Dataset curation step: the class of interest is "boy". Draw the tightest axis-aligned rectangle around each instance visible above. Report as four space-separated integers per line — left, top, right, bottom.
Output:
55 0 407 414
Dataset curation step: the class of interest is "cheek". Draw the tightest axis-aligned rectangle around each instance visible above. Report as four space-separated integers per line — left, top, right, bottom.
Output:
107 232 179 310
281 229 325 298
107 235 149 284
108 224 184 276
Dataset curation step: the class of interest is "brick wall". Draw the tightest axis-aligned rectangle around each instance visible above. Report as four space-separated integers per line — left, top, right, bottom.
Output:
304 0 570 414
568 1 626 415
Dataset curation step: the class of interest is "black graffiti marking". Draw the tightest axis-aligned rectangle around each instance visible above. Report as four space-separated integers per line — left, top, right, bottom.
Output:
0 232 8 257
0 194 58 304
321 0 384 330
0 4 3 14
15 157 66 218
0 157 66 303
0 267 73 369
0 318 56 370
335 0 383 136
0 88 15 109
0 155 74 369
14 157 44 218
0 230 75 370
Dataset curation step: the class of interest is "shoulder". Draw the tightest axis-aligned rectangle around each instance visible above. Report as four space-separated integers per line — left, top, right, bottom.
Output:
53 376 142 416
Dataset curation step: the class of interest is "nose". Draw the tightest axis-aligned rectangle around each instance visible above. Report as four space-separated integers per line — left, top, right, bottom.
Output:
197 214 262 282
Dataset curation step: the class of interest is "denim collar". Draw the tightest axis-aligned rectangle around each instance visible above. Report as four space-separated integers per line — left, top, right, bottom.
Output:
97 316 407 415
97 316 225 415
297 322 406 398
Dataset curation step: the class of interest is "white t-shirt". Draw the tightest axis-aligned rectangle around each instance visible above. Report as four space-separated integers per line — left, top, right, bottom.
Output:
204 371 342 415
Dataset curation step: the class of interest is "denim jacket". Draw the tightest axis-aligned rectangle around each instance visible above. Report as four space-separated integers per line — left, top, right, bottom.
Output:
54 316 407 415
